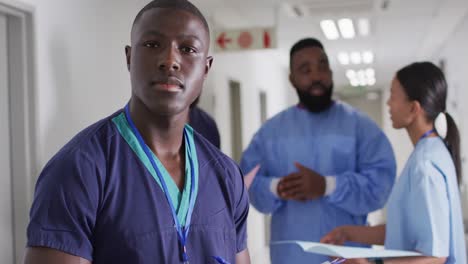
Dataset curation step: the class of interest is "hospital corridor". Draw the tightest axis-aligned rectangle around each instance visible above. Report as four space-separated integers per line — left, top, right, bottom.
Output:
1 0 468 263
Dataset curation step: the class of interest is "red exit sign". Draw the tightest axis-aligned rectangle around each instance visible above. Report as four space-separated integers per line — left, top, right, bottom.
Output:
214 27 277 52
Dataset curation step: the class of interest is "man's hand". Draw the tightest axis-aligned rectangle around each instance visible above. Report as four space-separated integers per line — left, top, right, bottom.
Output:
277 162 325 201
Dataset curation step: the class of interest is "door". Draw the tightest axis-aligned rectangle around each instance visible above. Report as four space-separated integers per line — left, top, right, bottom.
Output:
0 11 14 264
229 80 243 162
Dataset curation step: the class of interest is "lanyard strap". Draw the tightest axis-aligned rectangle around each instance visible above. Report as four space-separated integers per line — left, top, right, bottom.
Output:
124 104 196 262
419 129 435 142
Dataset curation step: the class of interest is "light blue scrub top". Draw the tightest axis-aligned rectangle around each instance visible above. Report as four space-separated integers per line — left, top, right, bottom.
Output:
386 137 466 264
241 102 396 264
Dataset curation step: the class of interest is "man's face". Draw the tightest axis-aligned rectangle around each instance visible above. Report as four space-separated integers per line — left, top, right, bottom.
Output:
126 8 212 116
289 46 334 112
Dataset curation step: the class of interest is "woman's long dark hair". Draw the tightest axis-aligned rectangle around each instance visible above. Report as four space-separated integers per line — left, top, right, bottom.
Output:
396 62 462 185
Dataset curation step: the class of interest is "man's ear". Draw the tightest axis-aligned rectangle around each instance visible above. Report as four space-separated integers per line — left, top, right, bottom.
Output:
289 72 295 89
204 56 213 78
125 45 131 71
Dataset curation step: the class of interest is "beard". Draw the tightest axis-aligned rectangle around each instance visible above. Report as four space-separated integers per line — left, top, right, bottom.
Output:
295 82 334 113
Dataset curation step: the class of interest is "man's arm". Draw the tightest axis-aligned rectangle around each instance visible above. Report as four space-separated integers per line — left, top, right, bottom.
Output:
325 115 396 215
235 249 251 264
240 132 284 214
26 151 100 262
24 247 91 264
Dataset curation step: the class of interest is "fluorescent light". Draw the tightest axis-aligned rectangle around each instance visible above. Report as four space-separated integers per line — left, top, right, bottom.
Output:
346 67 376 87
350 52 362 64
358 18 370 36
365 68 375 78
320 20 339 40
362 51 374 64
358 70 367 85
338 52 350 65
338 18 355 39
346 69 356 79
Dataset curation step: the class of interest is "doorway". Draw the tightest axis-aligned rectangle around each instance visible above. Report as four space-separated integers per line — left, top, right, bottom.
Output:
0 10 14 264
229 80 243 162
0 2 36 264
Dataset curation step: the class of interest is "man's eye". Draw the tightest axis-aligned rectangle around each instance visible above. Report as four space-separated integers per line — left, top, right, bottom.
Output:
181 46 196 53
144 42 159 48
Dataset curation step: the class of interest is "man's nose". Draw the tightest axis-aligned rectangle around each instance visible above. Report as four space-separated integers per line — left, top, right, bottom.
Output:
159 46 181 71
308 68 323 82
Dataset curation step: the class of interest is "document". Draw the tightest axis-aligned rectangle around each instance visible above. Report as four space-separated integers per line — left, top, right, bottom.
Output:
271 241 422 259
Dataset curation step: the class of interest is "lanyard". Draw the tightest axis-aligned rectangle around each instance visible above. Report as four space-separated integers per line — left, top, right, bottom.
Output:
419 129 435 142
124 104 196 263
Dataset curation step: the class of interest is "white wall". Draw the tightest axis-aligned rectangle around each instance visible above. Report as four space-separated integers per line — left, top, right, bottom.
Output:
432 13 468 222
207 49 291 264
19 0 150 167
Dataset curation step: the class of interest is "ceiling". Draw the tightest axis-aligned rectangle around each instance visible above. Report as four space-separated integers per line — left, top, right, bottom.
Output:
191 0 468 91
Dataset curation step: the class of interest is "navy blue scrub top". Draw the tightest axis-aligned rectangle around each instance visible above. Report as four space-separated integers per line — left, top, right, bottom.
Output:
27 109 249 264
189 106 221 149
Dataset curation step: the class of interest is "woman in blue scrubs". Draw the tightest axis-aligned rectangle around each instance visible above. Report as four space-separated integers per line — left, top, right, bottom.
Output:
321 62 466 264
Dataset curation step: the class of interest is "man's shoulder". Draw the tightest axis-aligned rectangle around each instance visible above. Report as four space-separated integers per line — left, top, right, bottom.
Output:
190 106 216 125
333 101 380 127
257 106 297 130
49 110 122 164
194 132 236 168
332 101 362 117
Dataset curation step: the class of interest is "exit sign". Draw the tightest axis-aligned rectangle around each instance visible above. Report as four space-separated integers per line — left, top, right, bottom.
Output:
214 27 277 52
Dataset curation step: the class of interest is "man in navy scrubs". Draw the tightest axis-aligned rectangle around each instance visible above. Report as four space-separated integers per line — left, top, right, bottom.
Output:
24 1 250 263
189 96 221 148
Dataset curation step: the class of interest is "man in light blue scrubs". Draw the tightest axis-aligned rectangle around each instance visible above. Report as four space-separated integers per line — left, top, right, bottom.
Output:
24 1 250 263
240 38 396 264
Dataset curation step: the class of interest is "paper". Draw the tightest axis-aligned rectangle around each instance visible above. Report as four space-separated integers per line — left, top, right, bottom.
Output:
271 241 422 259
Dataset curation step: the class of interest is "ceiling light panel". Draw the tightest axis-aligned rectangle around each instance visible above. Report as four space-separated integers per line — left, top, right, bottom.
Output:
350 52 362 64
320 20 339 40
338 18 355 39
358 18 370 36
338 52 350 65
362 51 374 64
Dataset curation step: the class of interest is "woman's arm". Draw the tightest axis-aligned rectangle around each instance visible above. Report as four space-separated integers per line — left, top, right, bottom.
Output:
383 256 446 264
345 256 446 264
321 224 386 246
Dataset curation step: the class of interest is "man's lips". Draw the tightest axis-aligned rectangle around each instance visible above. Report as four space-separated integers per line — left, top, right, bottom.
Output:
308 86 326 96
151 77 184 92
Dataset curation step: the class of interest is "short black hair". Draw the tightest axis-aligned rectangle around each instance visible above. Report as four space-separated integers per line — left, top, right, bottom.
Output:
290 38 324 58
289 38 325 68
133 0 209 34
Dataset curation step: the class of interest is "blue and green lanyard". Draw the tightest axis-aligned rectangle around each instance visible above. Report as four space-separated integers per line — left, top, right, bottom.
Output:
124 104 196 263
